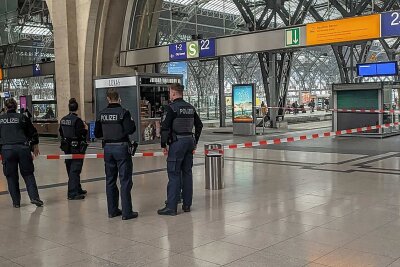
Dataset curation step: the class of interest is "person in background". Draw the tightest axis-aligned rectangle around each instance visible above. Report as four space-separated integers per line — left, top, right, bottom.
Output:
292 101 299 115
308 99 315 113
43 106 55 119
261 101 267 117
324 98 330 112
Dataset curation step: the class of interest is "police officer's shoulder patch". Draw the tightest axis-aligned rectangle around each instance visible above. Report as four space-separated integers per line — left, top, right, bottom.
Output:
162 113 167 122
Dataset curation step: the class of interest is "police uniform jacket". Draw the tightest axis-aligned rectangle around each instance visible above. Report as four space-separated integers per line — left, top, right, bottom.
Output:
94 103 136 143
59 113 88 142
0 109 39 146
161 98 203 148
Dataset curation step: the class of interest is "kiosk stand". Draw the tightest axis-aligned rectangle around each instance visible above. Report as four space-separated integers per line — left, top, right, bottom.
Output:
94 73 182 144
232 84 256 136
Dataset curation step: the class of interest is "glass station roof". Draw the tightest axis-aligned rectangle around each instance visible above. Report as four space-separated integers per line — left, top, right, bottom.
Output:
163 0 390 24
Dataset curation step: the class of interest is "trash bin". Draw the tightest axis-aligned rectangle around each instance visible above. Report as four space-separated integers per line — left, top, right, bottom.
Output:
204 144 224 190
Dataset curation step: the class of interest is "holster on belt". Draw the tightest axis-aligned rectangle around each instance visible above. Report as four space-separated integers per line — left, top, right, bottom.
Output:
60 139 70 153
77 141 88 154
128 141 138 156
169 133 178 145
25 140 34 152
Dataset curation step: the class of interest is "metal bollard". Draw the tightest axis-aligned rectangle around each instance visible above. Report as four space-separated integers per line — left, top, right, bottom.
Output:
204 144 224 190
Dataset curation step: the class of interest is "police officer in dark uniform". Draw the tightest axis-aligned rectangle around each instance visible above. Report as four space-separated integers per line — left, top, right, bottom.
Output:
158 83 203 216
94 89 138 220
0 98 43 208
59 98 88 200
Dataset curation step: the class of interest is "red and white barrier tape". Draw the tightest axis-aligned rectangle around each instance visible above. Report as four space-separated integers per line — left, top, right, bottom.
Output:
267 106 313 111
41 151 167 160
266 106 400 114
16 121 399 160
212 121 399 154
332 108 400 114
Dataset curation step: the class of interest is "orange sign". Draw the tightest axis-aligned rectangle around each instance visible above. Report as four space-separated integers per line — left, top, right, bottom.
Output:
0 68 2 80
306 14 380 46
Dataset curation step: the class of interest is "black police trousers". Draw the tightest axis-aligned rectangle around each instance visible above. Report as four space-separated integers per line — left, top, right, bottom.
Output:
65 148 84 198
166 137 195 210
104 143 133 217
1 144 40 205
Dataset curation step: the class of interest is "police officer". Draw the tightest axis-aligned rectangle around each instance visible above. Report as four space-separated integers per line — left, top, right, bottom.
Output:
158 83 203 216
94 89 138 220
59 98 88 200
0 98 43 208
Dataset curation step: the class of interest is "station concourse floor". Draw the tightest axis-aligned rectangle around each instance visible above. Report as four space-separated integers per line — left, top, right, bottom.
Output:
2 122 400 266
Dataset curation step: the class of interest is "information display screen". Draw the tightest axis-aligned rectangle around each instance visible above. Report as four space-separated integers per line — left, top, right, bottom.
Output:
377 62 398 76
357 61 398 77
232 84 255 123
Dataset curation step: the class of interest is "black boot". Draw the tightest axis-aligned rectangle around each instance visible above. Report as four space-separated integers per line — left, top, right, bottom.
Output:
182 205 191 212
122 211 139 220
68 194 85 200
157 206 177 216
31 199 43 207
108 209 122 218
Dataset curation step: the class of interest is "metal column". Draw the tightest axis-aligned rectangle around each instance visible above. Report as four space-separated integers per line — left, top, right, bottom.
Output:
218 57 226 127
269 53 277 128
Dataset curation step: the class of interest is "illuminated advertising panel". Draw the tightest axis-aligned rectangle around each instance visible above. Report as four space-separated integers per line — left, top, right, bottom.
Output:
232 84 255 123
306 14 380 46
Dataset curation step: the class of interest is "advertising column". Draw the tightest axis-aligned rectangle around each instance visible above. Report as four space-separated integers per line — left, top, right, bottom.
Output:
232 84 256 136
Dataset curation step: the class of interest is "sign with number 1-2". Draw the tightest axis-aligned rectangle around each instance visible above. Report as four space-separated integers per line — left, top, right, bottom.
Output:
381 11 400 38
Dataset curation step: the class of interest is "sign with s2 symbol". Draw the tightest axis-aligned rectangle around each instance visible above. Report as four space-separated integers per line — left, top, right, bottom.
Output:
186 41 199 59
381 11 400 38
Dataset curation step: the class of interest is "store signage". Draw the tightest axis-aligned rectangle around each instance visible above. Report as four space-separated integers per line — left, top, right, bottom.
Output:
94 77 137 88
0 68 2 80
381 11 400 38
0 92 10 98
285 28 300 47
232 84 255 123
169 39 216 61
306 14 380 46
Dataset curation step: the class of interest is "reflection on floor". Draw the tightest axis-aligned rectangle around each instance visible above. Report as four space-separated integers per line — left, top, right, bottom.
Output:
1 134 400 266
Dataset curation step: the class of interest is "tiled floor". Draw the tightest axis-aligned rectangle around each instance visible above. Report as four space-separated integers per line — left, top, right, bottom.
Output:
2 128 400 266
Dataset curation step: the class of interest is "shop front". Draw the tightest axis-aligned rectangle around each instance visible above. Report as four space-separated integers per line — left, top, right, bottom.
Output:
94 73 182 144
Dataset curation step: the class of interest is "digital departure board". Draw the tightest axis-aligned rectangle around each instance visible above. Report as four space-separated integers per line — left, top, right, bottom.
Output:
357 61 398 77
